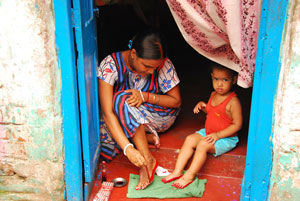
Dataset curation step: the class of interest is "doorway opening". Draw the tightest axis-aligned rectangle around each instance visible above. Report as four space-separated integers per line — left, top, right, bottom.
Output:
92 0 252 199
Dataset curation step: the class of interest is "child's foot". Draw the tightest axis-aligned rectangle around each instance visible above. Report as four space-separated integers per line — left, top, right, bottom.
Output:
171 175 195 189
162 172 182 183
135 159 158 190
146 133 160 148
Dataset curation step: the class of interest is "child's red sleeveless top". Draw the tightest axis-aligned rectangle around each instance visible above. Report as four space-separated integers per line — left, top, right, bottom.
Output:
205 91 237 136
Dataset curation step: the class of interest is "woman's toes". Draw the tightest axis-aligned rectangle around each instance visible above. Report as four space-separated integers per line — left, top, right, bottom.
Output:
154 138 160 148
146 134 160 146
141 183 147 190
136 166 152 190
135 185 140 190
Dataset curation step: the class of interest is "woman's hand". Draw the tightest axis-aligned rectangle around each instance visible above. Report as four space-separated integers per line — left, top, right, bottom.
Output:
125 89 144 108
193 101 207 114
125 146 147 167
204 133 220 144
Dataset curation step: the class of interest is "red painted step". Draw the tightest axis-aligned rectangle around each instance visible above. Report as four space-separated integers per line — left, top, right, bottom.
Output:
89 116 247 200
90 159 242 201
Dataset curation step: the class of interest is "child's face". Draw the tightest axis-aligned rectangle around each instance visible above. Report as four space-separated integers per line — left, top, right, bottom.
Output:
211 68 237 95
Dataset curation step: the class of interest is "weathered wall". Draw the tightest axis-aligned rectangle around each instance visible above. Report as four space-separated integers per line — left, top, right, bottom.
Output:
270 1 300 200
0 0 64 200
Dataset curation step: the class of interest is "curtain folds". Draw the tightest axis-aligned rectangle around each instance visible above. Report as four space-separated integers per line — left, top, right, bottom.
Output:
166 0 262 88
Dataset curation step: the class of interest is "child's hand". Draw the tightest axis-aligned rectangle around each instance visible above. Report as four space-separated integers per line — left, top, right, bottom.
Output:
204 133 220 144
193 101 207 114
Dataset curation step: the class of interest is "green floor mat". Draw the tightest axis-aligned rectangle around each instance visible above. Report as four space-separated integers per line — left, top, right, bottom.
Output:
127 174 207 198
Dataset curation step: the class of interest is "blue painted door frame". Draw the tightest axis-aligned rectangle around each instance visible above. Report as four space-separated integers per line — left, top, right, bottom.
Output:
53 0 84 200
240 0 289 200
71 0 101 199
54 0 100 200
53 0 289 200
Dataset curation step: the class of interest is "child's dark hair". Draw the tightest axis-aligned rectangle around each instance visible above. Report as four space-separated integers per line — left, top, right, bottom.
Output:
130 29 167 59
210 61 238 79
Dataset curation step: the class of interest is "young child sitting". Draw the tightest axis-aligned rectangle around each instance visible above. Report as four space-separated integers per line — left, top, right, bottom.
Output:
162 63 243 189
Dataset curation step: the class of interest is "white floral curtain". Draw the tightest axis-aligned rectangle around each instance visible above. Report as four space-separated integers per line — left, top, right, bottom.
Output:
166 0 262 88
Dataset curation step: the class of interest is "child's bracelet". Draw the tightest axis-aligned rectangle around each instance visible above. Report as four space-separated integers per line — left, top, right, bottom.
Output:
139 90 145 102
123 143 134 156
153 94 156 104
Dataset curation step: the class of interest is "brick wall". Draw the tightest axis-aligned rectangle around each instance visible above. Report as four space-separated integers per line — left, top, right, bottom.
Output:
270 1 300 200
0 1 63 200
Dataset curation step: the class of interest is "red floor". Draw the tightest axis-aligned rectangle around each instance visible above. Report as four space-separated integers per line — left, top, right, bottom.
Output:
89 44 250 201
89 110 247 200
89 1 254 199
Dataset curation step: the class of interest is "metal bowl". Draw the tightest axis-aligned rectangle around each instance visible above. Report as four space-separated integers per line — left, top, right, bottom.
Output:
112 177 127 187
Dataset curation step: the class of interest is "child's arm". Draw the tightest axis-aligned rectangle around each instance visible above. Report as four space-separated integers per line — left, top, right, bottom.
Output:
193 92 213 114
204 97 242 144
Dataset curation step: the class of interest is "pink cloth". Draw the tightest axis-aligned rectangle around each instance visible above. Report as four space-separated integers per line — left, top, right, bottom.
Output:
166 0 261 88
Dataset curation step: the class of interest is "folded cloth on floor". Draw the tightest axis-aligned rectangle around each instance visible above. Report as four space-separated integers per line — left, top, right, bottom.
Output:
127 174 206 198
155 166 170 176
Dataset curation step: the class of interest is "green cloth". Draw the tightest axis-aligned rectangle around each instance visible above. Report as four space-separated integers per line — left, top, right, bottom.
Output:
127 174 207 198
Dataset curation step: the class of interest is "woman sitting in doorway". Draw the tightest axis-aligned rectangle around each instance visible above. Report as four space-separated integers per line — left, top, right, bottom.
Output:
97 29 181 190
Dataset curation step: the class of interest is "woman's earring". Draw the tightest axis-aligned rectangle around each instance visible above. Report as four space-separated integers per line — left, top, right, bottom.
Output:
128 40 133 49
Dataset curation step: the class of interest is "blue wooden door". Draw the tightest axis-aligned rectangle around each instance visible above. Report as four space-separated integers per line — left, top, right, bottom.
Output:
72 0 100 192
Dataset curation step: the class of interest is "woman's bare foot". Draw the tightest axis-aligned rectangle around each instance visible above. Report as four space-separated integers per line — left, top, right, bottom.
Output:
171 174 195 189
135 166 149 190
135 158 157 190
162 171 182 183
146 133 160 148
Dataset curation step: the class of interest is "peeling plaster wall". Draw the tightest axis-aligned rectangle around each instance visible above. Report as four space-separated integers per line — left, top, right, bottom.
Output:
0 0 64 200
270 1 300 200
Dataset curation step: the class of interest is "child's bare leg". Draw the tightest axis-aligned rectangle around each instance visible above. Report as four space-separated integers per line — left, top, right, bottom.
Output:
163 133 202 182
172 140 215 188
132 124 156 190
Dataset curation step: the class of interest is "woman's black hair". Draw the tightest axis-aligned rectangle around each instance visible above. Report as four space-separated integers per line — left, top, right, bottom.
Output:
130 29 167 59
